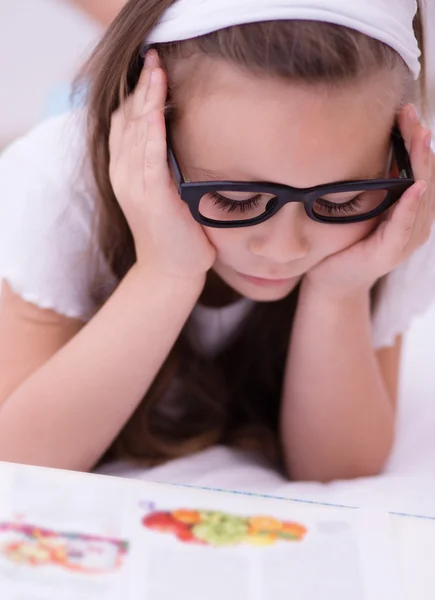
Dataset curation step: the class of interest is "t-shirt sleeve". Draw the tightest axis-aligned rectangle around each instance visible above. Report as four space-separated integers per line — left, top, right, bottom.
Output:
372 224 435 348
0 113 116 321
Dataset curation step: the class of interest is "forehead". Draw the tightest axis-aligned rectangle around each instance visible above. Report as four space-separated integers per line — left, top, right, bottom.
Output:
174 59 400 186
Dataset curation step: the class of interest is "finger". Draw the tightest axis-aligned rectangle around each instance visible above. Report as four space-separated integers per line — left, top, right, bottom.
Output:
113 49 164 156
124 61 165 167
397 102 432 228
397 104 420 154
143 66 167 116
126 66 168 170
129 67 168 174
113 103 149 193
380 180 427 254
410 125 432 180
130 50 159 119
408 124 432 228
109 92 137 166
144 108 173 203
111 53 169 201
111 52 159 152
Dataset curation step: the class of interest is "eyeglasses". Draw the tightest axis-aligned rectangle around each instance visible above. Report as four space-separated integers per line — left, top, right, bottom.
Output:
168 127 414 228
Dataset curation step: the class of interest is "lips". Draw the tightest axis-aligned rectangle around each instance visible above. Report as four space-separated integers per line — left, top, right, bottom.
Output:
246 276 291 281
238 273 300 287
239 273 298 281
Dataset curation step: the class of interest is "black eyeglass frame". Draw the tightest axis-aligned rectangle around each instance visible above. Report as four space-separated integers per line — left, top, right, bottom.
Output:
168 127 415 228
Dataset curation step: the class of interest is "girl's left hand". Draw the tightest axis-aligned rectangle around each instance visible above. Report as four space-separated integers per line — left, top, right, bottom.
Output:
305 104 434 299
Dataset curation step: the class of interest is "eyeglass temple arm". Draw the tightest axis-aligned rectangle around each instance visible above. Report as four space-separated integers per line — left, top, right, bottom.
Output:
167 138 184 186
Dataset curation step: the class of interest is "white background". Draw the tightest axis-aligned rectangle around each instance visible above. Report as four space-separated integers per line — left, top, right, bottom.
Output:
0 0 101 149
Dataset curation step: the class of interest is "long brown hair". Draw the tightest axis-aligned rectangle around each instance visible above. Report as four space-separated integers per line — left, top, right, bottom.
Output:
77 0 430 468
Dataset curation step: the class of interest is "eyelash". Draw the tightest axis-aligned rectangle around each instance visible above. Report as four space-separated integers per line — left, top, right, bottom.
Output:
209 192 364 216
209 192 263 213
315 195 364 215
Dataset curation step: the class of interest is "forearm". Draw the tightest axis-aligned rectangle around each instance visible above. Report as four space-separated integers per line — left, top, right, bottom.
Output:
281 280 395 482
71 0 126 25
0 266 203 471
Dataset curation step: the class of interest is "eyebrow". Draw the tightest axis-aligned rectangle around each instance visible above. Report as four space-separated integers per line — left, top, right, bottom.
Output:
186 136 394 184
349 167 389 181
188 166 389 185
188 166 232 182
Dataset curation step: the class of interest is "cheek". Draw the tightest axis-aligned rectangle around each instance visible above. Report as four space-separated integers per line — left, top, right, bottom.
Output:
204 216 381 264
315 218 379 254
202 227 249 259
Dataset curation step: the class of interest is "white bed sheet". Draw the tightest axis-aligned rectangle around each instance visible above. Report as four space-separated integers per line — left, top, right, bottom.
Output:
99 300 435 517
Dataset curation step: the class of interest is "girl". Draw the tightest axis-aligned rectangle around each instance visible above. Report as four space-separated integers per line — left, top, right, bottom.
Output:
0 0 433 483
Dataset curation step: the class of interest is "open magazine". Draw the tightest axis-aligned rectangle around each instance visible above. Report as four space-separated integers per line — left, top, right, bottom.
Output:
0 461 433 600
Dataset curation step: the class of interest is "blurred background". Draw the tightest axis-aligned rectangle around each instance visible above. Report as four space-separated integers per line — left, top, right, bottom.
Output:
0 0 434 151
0 0 109 150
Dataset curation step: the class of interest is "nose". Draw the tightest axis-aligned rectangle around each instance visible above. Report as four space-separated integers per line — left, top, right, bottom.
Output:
249 203 310 264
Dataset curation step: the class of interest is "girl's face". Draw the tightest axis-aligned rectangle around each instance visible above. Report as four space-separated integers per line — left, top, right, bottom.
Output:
173 58 401 301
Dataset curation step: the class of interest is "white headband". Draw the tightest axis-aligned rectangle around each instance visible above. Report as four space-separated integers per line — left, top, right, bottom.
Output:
147 0 421 79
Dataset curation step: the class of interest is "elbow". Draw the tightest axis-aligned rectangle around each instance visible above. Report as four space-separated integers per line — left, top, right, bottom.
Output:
283 431 395 484
285 460 388 484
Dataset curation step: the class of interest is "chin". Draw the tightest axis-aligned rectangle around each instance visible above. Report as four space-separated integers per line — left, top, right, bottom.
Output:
225 274 301 302
213 264 302 303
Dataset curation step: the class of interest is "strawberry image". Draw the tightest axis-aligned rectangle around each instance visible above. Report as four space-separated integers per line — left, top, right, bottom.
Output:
142 512 181 533
143 512 206 544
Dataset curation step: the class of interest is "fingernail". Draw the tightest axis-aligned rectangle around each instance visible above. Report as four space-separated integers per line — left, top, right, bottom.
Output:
425 132 432 149
145 50 155 67
409 104 419 123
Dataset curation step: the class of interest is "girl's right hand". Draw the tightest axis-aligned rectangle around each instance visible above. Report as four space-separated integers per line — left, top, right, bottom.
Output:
109 49 216 282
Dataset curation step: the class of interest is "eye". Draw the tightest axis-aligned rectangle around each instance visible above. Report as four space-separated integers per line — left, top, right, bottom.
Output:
198 191 277 223
315 195 364 216
208 192 263 214
313 188 390 219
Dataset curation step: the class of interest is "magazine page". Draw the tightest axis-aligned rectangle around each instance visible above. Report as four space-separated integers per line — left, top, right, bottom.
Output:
0 462 402 600
130 483 401 600
390 512 435 600
0 463 142 600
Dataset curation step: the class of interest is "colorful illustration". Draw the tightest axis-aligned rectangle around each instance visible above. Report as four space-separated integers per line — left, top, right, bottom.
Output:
142 508 307 548
0 523 128 574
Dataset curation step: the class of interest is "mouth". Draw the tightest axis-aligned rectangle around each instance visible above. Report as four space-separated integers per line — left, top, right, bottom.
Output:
237 272 300 287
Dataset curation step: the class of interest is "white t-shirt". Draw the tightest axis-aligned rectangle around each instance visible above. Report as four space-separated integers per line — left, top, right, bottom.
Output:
0 111 434 349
